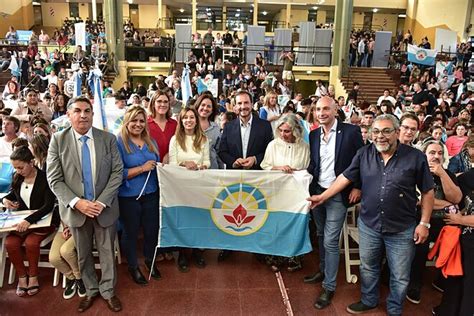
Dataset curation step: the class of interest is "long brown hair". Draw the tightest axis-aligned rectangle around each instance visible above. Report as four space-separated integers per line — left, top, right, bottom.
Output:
175 107 207 153
149 90 171 119
120 105 159 154
29 133 49 169
194 93 218 122
10 146 35 191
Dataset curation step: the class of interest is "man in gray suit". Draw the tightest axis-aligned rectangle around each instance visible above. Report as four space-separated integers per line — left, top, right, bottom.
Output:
47 96 123 312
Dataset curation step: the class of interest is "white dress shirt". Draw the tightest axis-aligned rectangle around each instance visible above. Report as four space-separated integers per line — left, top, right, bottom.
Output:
240 115 253 158
318 120 338 189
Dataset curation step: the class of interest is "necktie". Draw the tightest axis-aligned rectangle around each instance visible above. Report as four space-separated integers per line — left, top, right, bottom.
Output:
80 135 94 200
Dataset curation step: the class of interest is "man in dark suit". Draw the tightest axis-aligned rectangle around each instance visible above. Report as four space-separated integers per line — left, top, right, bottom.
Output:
17 52 30 88
304 96 364 310
47 96 123 313
217 90 273 260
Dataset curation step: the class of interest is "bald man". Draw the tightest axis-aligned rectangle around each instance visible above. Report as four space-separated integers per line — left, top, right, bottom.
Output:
304 96 364 310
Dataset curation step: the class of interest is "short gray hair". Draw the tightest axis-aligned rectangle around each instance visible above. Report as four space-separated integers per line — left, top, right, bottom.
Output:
373 114 400 130
275 113 303 141
421 139 445 157
67 96 92 110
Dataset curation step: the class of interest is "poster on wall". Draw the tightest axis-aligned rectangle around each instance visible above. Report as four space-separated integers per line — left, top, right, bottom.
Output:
435 28 457 54
75 22 86 48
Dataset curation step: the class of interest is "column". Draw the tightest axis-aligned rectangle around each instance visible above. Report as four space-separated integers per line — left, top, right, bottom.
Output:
192 0 197 33
222 6 227 31
92 0 97 21
253 0 258 26
157 0 162 28
104 0 124 60
286 4 291 28
404 0 419 35
331 0 353 68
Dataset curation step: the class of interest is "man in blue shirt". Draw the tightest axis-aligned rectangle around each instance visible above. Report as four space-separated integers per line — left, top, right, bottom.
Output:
308 114 434 316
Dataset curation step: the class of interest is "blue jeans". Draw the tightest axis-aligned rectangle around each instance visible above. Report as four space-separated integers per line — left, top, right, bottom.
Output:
312 189 347 292
358 218 415 315
119 192 159 268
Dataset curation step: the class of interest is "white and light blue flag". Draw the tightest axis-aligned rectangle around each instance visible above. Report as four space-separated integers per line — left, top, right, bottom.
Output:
87 66 107 130
157 166 313 257
407 44 437 66
181 65 193 104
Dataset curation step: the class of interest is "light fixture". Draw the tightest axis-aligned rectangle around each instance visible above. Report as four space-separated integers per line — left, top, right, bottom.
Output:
312 6 318 10
398 14 406 18
127 0 133 4
262 11 268 15
32 1 40 5
372 8 378 13
179 8 184 13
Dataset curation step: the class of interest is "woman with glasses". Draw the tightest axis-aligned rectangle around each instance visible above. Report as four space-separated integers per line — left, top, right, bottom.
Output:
169 107 210 272
118 106 161 285
147 91 178 165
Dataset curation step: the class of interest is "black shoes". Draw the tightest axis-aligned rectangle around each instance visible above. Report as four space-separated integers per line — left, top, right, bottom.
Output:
304 271 325 284
346 301 378 314
314 288 335 309
63 278 77 299
76 279 86 297
145 259 162 280
128 267 148 285
406 288 421 304
217 250 232 262
192 250 206 268
177 253 189 273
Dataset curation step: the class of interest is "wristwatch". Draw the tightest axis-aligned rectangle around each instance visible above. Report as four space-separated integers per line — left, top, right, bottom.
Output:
419 221 431 229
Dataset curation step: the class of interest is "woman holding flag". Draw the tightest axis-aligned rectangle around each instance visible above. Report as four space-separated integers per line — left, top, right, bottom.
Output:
117 106 161 285
169 106 210 272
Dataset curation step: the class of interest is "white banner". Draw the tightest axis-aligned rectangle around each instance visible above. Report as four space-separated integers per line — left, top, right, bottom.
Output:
75 22 86 48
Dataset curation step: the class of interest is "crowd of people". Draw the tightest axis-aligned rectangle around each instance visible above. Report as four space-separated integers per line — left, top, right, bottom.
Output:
0 19 474 316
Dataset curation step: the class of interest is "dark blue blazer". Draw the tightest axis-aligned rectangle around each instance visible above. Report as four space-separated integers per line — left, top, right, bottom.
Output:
218 115 273 170
308 120 364 206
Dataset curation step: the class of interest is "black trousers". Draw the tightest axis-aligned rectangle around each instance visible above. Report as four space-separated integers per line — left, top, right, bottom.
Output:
437 231 474 316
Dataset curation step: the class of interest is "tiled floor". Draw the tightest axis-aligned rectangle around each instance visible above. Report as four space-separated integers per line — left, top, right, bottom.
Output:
0 249 440 315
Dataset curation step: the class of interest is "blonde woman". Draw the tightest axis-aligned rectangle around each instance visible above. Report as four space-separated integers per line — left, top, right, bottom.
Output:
259 90 281 132
117 106 161 285
169 107 210 271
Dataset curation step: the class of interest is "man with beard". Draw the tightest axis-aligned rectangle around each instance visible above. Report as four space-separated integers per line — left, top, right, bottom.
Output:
406 140 462 304
308 114 434 316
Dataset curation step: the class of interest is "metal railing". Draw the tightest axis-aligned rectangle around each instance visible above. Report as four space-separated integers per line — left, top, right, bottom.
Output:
175 42 332 66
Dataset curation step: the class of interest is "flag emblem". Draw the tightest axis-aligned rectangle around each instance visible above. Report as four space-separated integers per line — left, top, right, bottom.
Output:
416 49 427 61
210 183 269 236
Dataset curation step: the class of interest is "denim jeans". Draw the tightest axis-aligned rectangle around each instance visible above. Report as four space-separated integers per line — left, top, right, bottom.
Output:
358 218 415 315
312 189 347 292
119 192 159 268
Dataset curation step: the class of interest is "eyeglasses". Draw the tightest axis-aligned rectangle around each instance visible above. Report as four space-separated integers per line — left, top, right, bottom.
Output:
372 128 396 136
400 125 417 132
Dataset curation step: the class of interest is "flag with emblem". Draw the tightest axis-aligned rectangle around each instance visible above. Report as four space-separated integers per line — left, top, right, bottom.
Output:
157 165 313 257
407 44 437 66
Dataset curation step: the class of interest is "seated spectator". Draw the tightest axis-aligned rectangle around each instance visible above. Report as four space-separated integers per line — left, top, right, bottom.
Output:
377 89 397 106
0 116 20 160
446 123 469 156
11 89 53 123
49 220 85 299
2 80 20 100
51 93 68 120
448 135 474 175
29 133 49 172
3 147 57 297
